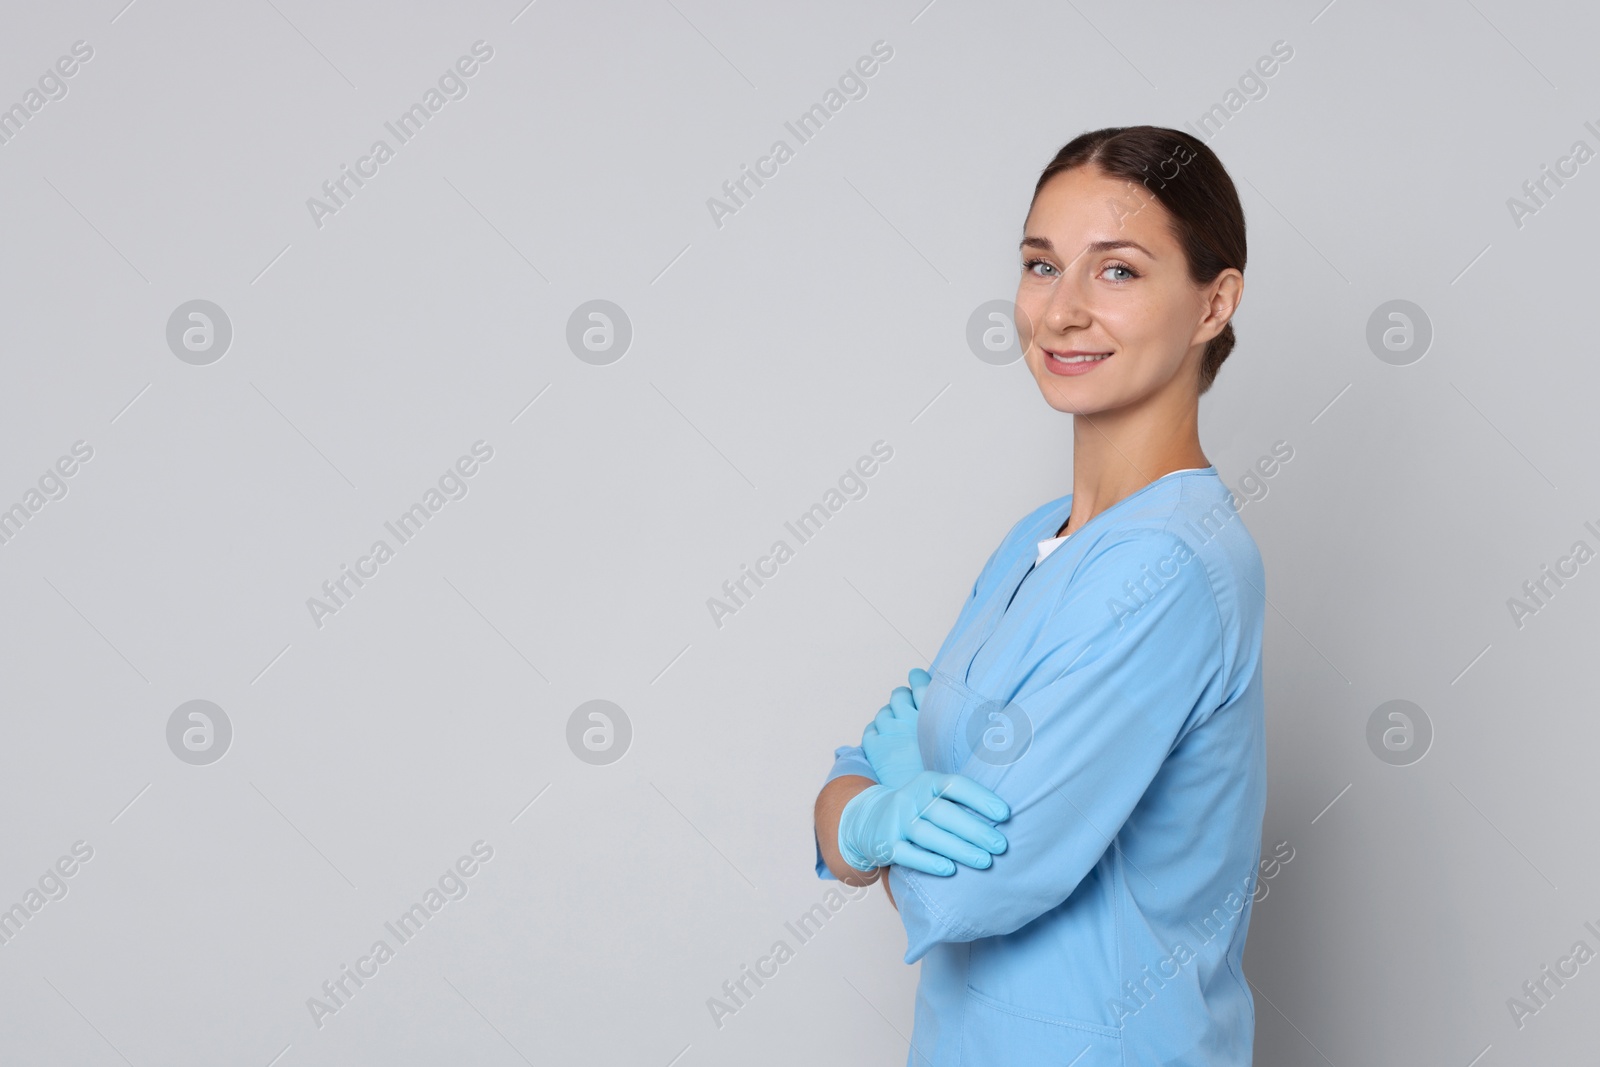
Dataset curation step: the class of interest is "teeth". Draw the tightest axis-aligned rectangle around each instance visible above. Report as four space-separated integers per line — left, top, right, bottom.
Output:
1051 352 1111 363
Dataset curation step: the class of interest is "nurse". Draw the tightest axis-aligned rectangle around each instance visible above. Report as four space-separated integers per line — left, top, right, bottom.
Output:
813 125 1265 1066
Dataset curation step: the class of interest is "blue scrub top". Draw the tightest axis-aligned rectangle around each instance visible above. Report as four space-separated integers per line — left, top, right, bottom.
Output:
815 467 1267 1066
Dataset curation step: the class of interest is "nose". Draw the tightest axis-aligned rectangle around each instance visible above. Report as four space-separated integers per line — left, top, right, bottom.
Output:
1040 267 1092 336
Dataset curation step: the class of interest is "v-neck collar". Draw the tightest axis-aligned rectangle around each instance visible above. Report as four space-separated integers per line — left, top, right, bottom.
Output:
997 466 1218 614
945 467 1220 684
1044 466 1216 545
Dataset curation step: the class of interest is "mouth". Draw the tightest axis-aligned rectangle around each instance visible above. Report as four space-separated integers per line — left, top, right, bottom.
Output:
1041 348 1113 376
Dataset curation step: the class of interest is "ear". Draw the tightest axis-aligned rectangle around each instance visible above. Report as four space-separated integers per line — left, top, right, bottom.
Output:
1195 269 1243 345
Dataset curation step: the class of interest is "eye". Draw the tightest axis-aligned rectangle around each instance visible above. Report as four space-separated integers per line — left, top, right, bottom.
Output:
1100 261 1140 282
1022 257 1057 278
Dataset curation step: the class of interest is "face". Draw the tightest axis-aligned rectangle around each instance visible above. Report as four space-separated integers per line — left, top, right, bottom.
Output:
1015 165 1239 416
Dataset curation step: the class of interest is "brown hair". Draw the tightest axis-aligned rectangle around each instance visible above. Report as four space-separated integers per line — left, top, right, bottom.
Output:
1030 126 1246 395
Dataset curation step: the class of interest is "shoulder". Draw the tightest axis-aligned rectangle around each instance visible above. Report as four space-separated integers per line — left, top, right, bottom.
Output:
1066 475 1264 640
1115 475 1267 687
1030 528 1227 699
1072 524 1221 616
1164 476 1266 630
1073 473 1263 610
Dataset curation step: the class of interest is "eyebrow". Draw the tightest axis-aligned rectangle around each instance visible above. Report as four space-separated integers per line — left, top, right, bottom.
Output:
1019 235 1155 258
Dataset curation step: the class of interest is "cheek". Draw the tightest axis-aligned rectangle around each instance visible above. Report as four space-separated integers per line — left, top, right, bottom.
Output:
1108 289 1191 359
1012 290 1047 349
1093 303 1153 360
1012 284 1043 320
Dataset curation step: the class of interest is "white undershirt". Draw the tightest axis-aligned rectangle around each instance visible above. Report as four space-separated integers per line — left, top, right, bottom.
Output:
1034 468 1210 565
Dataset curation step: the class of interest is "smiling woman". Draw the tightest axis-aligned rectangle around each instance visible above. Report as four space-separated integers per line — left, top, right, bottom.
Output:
812 126 1265 1067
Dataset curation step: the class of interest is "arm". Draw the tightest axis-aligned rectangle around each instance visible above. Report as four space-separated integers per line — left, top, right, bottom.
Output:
813 774 882 887
816 764 1011 883
812 508 1049 902
809 521 1021 886
885 532 1229 962
813 744 878 882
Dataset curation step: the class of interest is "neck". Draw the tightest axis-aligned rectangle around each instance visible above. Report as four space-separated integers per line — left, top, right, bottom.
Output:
1059 387 1207 537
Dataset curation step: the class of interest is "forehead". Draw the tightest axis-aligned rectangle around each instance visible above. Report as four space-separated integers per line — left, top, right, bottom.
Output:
1022 166 1176 253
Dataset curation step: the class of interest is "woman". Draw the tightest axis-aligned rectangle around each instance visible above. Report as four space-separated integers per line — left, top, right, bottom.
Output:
812 126 1265 1066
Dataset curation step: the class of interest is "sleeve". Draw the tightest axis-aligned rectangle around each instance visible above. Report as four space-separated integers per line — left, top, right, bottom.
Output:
885 530 1227 962
814 744 879 880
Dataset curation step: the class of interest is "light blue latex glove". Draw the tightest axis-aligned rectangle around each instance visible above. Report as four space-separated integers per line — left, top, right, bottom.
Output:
837 770 1010 876
860 668 932 790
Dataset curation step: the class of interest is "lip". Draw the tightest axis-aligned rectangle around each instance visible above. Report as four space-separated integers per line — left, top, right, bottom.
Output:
1041 348 1113 377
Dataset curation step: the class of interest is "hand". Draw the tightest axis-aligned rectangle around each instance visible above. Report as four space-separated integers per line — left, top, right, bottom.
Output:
860 668 932 790
837 770 1010 876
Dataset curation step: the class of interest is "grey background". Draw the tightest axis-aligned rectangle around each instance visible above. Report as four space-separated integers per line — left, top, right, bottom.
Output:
1 0 1595 1063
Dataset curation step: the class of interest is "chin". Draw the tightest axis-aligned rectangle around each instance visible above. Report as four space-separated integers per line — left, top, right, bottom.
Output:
1024 365 1087 411
1033 379 1101 415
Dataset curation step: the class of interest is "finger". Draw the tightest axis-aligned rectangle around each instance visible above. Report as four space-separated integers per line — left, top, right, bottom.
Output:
907 819 995 870
909 668 931 705
889 841 957 877
872 705 896 732
921 798 1008 855
888 687 917 722
931 774 1011 822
